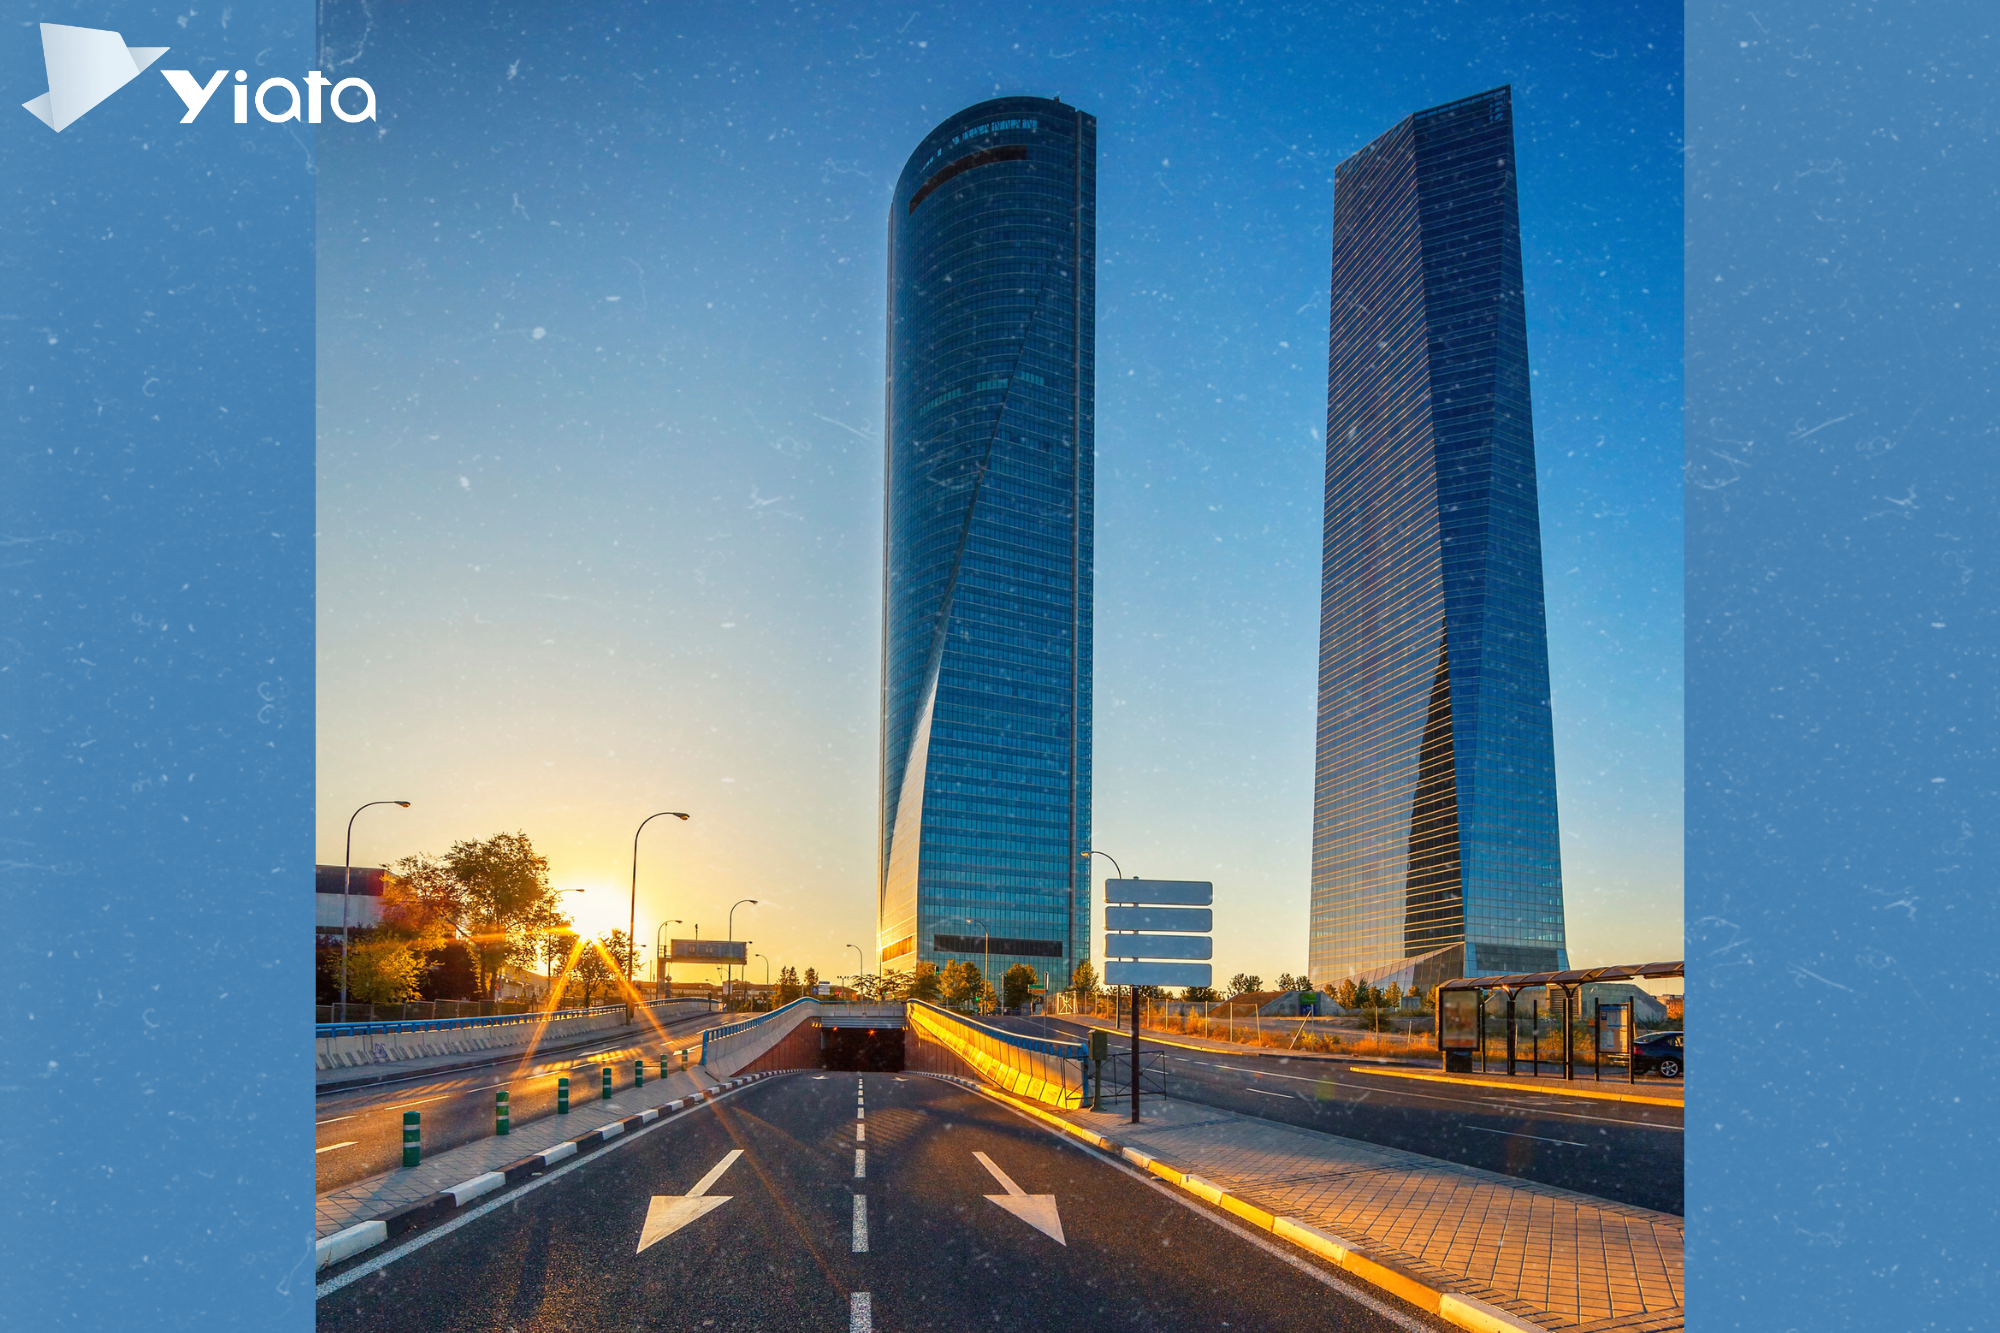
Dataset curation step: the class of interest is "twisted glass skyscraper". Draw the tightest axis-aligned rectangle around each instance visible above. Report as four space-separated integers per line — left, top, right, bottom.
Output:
878 98 1095 987
1309 87 1567 994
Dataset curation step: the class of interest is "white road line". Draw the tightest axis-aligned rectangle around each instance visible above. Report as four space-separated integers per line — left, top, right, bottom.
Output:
1193 1062 1681 1129
851 1194 868 1252
856 1106 864 1120
314 1114 358 1127
854 1149 866 1179
384 1094 451 1111
849 1290 872 1333
1462 1125 1594 1148
856 1123 867 1142
1245 1087 1293 1098
315 1141 357 1154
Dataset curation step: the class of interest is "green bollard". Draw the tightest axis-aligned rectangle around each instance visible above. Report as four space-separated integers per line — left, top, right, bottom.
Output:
659 1056 670 1082
634 1059 645 1089
602 1065 614 1100
557 1075 570 1115
402 1110 421 1167
496 1089 510 1136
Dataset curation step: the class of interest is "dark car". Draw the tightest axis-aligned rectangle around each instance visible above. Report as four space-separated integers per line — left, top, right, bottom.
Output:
1632 1030 1684 1078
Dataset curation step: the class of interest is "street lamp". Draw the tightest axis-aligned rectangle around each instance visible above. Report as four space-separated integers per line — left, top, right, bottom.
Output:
756 952 771 1007
340 800 412 1014
847 943 864 996
655 919 684 992
727 898 758 1004
628 811 690 1022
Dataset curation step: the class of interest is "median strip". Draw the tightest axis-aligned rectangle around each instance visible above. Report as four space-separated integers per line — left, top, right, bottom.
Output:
315 1070 791 1274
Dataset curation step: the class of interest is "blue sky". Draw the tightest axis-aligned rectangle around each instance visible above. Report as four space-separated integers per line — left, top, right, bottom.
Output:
312 1 1682 985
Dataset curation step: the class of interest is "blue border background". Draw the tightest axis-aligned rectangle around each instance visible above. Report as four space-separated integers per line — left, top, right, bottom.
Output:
1689 2 1997 1327
2 3 315 1325
2 0 1989 1325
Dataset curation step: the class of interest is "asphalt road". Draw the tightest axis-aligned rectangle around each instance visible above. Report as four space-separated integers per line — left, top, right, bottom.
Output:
318 1071 1451 1332
314 1011 732 1193
1001 1016 1684 1216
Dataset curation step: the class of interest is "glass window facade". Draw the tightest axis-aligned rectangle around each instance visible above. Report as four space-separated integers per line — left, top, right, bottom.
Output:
880 98 1095 990
1309 87 1567 988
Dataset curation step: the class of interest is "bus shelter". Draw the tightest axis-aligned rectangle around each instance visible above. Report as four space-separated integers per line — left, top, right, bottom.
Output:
1435 961 1683 1081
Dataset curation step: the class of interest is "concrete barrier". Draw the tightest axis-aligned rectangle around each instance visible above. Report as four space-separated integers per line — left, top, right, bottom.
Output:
314 998 710 1070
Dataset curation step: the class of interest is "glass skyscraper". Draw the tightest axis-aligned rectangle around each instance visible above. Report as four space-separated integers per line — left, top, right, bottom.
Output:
1309 87 1567 995
878 97 1095 988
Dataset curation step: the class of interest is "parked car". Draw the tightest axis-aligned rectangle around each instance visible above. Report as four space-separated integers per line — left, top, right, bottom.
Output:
1632 1030 1683 1078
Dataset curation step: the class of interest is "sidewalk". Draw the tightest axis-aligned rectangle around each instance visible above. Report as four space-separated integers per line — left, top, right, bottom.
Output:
317 1063 715 1238
1053 1095 1682 1333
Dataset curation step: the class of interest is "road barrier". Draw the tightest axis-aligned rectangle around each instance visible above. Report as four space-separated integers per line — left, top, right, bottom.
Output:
601 1066 613 1100
495 1090 509 1135
698 998 824 1076
314 996 712 1071
905 1002 1087 1108
634 1059 645 1088
557 1076 569 1114
401 1111 421 1167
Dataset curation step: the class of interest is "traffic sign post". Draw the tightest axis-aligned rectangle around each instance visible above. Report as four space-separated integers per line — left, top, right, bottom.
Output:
1102 879 1213 1124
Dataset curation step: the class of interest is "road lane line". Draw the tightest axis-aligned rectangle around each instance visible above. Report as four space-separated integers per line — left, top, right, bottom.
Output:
1245 1087 1293 1098
856 1123 866 1142
851 1194 868 1252
315 1114 358 1126
849 1291 872 1333
1462 1125 1595 1148
856 1105 864 1120
384 1094 452 1111
854 1149 866 1178
315 1141 356 1154
1192 1064 1680 1128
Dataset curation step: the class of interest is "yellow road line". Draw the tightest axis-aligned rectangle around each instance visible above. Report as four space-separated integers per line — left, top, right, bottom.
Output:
1350 1066 1684 1108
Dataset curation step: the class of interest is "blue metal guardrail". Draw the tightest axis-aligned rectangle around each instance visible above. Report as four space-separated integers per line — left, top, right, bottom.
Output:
315 996 708 1041
699 996 820 1063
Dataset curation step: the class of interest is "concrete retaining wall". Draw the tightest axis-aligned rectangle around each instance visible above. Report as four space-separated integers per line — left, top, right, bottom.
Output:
315 999 710 1070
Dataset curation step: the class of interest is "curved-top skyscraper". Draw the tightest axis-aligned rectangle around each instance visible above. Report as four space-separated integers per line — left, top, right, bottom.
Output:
878 97 1095 990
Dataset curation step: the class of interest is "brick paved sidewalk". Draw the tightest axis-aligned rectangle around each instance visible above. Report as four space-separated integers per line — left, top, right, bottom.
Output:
316 1064 720 1238
1061 1096 1683 1333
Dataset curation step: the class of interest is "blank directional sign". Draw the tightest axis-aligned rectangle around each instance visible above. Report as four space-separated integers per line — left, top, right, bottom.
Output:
1105 961 1211 987
1104 933 1211 960
1102 879 1211 906
1104 905 1212 933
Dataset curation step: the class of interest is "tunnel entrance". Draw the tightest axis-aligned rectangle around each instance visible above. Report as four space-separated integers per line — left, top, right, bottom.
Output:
821 1026 905 1072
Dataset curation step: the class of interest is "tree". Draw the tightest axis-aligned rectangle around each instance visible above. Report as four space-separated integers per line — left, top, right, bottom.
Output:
1227 973 1262 998
940 959 983 1010
601 930 634 994
904 961 942 1003
1275 972 1299 994
777 966 803 1004
338 934 429 1005
390 833 573 1002
1384 982 1404 1008
803 966 819 994
1335 978 1360 1010
1069 960 1099 997
1002 963 1038 1011
571 945 611 1008
1182 984 1219 1004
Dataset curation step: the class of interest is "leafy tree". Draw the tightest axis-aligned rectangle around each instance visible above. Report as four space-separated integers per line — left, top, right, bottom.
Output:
1384 982 1404 1008
571 944 611 1008
1335 978 1360 1010
802 966 819 993
1183 984 1220 1003
1002 963 1038 1011
1274 972 1299 994
1226 973 1262 998
389 833 572 1002
904 961 942 1003
777 966 803 1004
601 929 634 987
940 959 984 1010
1069 960 1099 997
337 934 428 1005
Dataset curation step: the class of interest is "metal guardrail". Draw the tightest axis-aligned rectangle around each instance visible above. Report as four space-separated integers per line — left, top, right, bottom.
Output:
314 996 707 1040
905 1001 1088 1108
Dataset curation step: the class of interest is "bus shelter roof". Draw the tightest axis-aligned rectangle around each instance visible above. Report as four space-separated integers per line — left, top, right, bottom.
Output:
1436 961 1684 993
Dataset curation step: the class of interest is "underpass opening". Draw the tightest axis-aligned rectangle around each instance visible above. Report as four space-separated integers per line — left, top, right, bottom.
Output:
822 1026 905 1072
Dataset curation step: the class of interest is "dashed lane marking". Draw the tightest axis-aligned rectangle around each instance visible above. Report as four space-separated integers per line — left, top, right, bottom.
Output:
849 1291 872 1333
315 1141 356 1154
851 1193 868 1252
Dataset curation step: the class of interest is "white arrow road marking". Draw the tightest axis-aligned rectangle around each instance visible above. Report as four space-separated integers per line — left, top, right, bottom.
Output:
973 1151 1066 1245
636 1148 743 1252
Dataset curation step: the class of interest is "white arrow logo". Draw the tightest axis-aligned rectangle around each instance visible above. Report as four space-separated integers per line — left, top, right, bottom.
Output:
21 24 167 132
974 1151 1066 1246
637 1148 743 1252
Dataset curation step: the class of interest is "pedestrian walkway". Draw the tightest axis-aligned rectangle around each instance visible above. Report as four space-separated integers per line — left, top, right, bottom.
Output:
1057 1096 1682 1333
316 1064 717 1238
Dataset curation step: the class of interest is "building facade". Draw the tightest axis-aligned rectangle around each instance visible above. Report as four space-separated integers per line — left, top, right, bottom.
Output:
879 97 1095 991
1309 87 1567 995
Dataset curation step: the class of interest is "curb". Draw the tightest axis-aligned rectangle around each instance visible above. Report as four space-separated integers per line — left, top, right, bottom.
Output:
971 1086 1547 1333
314 1069 796 1272
1349 1066 1684 1108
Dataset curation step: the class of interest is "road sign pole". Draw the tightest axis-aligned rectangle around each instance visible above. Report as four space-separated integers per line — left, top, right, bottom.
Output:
1130 982 1141 1123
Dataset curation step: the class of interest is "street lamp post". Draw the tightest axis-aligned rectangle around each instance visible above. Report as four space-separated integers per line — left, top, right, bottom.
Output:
756 953 771 1007
1083 848 1143 1122
1080 849 1125 1000
727 898 758 1006
847 943 864 997
340 799 412 1015
654 919 683 993
628 812 690 1023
